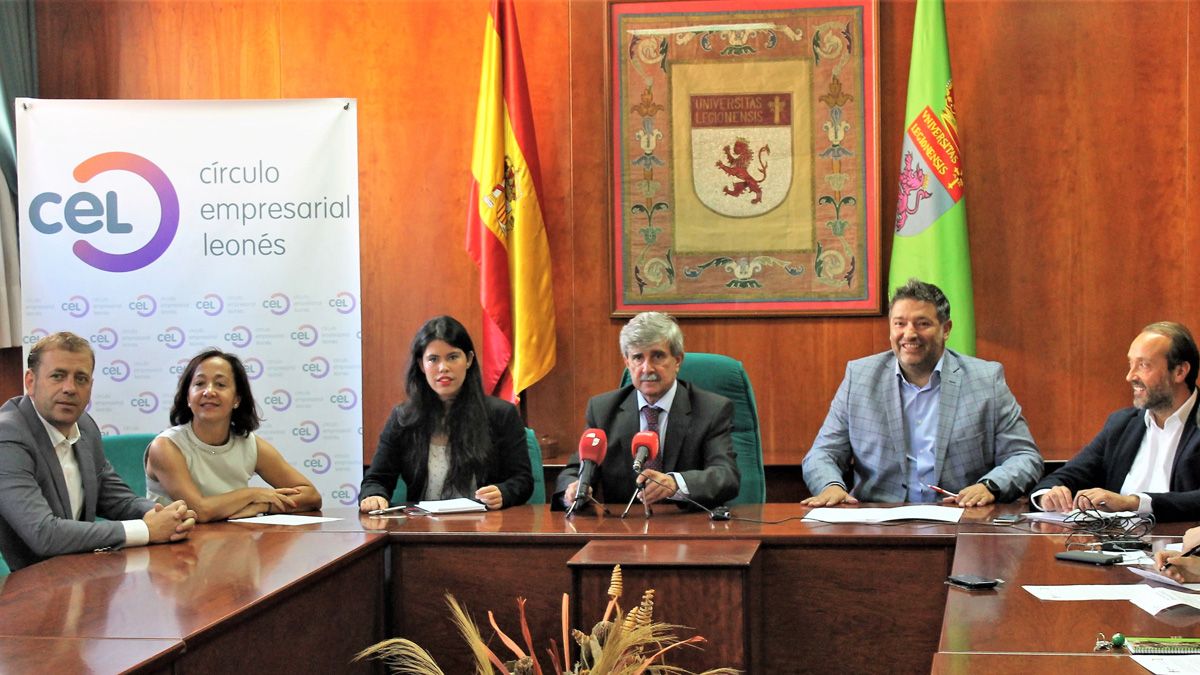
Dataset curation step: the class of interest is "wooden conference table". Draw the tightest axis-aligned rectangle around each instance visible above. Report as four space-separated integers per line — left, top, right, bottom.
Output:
933 532 1200 674
0 503 1187 674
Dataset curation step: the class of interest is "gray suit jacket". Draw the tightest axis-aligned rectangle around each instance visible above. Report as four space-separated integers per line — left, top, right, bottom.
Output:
0 396 154 571
554 380 740 508
802 350 1043 502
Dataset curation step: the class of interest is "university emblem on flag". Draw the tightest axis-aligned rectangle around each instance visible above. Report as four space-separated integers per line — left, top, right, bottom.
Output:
895 82 963 235
690 93 793 217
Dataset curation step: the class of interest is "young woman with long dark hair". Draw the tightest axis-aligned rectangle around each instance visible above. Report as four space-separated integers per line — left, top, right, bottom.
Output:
358 316 533 511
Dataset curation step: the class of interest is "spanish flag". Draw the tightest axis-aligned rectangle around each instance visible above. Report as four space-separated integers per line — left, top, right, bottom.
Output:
466 0 557 401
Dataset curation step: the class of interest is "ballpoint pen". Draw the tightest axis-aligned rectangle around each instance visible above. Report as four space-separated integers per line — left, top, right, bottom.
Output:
367 505 407 516
924 484 959 499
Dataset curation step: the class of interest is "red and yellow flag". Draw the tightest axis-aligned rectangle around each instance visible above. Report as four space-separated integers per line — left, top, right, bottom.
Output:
466 0 557 402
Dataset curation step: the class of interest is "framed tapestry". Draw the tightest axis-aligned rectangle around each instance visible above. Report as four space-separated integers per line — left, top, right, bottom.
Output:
609 0 880 316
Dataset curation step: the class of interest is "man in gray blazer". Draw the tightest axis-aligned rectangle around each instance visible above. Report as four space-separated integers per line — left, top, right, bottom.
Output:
802 279 1042 507
556 312 740 509
0 332 195 571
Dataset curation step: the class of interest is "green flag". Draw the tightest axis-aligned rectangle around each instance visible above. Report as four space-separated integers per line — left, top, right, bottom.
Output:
890 0 974 354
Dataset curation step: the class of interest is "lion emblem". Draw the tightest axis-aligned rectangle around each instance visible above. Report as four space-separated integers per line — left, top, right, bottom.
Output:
715 138 770 205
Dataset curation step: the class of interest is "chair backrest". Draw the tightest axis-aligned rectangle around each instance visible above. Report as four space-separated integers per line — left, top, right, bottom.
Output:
389 427 545 505
525 427 546 505
101 433 155 498
620 352 766 504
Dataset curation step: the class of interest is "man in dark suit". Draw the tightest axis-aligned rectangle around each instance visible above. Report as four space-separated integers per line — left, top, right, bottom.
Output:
0 332 196 571
1033 321 1200 522
556 312 739 509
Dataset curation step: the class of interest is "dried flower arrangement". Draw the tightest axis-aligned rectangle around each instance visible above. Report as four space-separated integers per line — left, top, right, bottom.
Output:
355 564 738 675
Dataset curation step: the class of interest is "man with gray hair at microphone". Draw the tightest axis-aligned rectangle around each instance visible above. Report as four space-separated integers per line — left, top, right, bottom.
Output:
554 312 740 509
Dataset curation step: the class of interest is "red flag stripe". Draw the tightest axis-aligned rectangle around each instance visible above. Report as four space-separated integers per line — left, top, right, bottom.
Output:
494 0 546 207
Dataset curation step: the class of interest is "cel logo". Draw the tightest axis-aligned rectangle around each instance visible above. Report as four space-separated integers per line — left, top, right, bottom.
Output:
28 152 179 272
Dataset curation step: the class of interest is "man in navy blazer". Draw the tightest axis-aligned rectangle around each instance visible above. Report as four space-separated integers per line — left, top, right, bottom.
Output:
802 279 1043 507
555 312 739 509
0 332 195 571
1033 322 1200 522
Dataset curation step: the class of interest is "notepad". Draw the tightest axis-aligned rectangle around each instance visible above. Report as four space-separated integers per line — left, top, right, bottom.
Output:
1130 654 1200 674
415 498 487 514
1125 637 1200 654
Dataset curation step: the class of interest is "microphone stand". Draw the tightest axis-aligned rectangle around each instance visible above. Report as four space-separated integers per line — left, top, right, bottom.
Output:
565 489 609 518
620 476 653 519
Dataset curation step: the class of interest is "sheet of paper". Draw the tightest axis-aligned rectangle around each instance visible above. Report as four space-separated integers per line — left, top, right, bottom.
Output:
803 505 963 524
229 514 341 525
1023 584 1147 601
415 498 487 514
1130 586 1200 616
1022 510 1070 524
1022 509 1141 524
1132 655 1200 673
1126 565 1200 590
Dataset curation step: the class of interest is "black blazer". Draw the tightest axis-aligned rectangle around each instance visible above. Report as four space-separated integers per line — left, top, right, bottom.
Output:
554 380 740 509
360 396 532 507
1033 405 1200 522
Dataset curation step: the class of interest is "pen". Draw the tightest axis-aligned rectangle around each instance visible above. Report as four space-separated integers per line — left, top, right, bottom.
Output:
924 484 959 499
368 505 406 516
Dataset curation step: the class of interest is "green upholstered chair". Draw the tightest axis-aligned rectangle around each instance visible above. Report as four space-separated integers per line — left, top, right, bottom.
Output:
620 352 766 505
101 433 155 498
524 428 546 505
0 552 8 577
389 427 545 505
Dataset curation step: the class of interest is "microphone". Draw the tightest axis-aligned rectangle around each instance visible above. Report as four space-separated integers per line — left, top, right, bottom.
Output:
630 430 659 474
570 429 607 515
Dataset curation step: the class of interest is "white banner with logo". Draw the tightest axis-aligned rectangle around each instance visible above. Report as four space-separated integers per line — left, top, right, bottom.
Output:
16 98 363 507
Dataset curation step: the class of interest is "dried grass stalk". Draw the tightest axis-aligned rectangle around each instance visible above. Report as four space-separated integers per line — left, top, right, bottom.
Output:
353 638 444 674
446 593 505 674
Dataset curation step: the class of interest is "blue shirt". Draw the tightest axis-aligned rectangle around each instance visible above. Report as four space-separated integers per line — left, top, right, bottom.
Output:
898 355 944 503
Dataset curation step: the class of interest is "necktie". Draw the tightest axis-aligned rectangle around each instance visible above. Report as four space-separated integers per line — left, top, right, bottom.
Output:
642 405 663 471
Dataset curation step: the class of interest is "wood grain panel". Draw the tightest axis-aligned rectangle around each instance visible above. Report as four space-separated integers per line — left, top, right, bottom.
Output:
762 544 952 673
26 0 1200 478
392 542 578 674
569 540 760 673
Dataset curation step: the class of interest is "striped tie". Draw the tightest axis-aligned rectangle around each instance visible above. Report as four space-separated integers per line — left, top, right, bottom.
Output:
642 405 663 471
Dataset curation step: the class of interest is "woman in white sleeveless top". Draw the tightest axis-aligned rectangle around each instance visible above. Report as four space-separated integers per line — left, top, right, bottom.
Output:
145 349 322 522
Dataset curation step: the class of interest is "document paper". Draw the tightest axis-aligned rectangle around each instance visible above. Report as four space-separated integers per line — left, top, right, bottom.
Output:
229 514 341 525
415 498 487 514
803 505 963 524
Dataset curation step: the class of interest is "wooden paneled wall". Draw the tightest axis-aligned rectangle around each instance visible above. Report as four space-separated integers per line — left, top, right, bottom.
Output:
23 0 1200 465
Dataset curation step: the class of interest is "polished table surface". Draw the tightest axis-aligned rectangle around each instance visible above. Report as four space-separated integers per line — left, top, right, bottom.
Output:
0 528 383 639
941 532 1196 657
0 636 181 674
933 652 1148 674
0 527 387 673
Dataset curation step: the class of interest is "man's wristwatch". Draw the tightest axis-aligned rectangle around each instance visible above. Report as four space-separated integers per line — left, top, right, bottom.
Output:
977 478 1000 495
